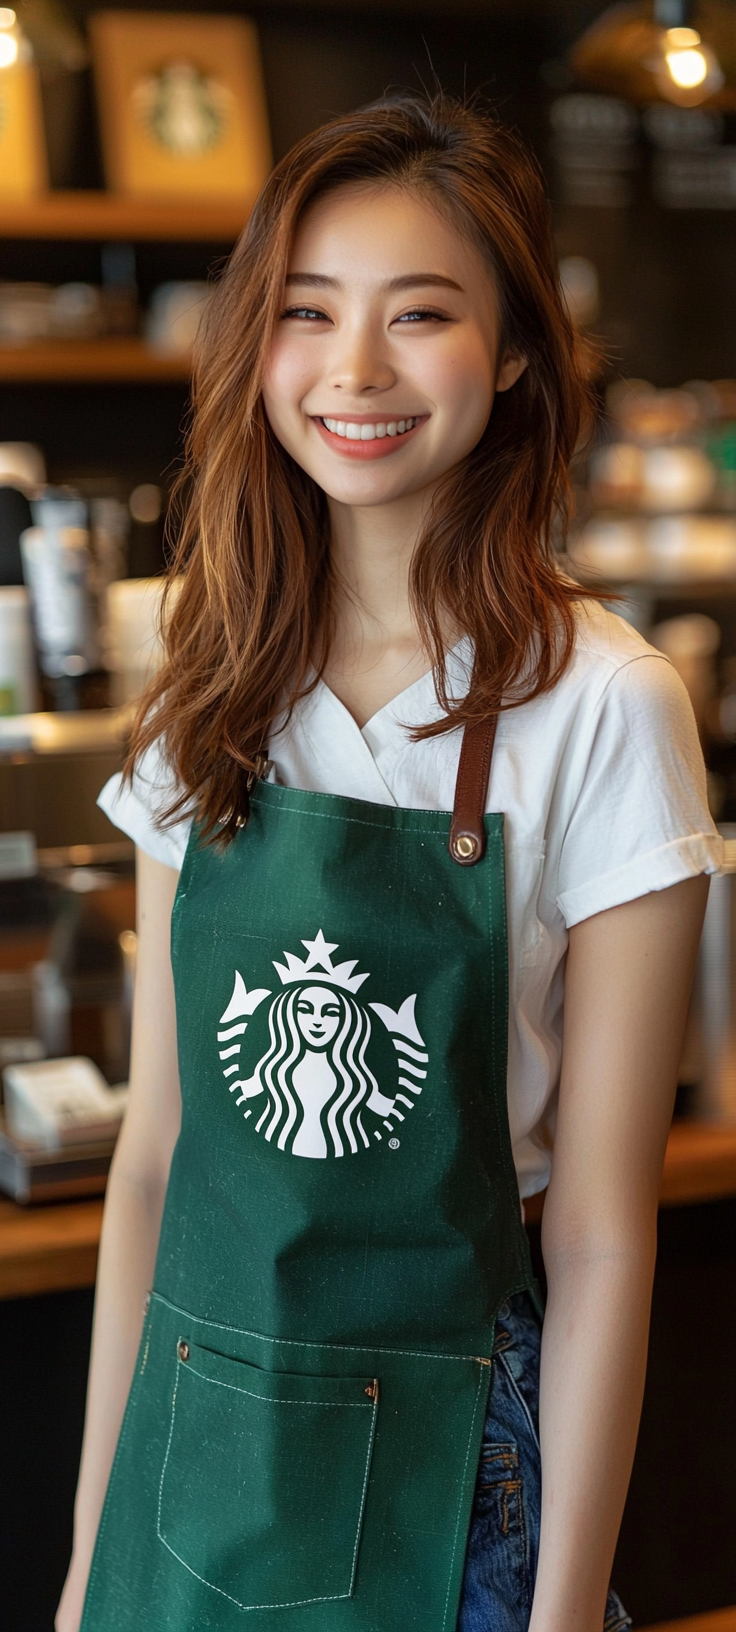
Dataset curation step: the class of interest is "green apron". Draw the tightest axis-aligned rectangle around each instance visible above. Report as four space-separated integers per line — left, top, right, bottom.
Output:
81 719 538 1632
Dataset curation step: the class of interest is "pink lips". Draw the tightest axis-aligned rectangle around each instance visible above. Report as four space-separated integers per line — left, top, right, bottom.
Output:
313 416 427 460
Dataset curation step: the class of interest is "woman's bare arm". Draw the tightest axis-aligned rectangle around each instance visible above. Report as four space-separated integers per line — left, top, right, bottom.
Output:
529 874 709 1632
56 850 182 1632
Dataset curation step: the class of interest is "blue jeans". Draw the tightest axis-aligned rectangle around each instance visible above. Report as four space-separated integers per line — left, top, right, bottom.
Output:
457 1292 632 1632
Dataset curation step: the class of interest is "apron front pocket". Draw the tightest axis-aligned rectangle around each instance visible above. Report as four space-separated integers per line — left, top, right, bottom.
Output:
157 1337 379 1612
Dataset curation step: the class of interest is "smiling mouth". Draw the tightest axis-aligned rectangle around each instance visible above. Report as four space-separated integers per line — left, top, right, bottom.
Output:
318 415 422 442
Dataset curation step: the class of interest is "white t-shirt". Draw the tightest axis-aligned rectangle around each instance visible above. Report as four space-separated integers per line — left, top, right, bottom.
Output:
99 601 722 1199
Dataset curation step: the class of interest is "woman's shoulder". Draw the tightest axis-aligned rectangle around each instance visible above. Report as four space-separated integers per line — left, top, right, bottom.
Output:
98 736 194 871
545 596 691 730
504 597 707 820
569 597 668 681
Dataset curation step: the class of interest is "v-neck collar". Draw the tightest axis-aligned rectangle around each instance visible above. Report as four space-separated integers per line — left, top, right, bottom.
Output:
317 636 473 739
270 639 473 810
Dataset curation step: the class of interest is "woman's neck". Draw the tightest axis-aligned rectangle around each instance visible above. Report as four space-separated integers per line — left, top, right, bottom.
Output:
323 489 450 728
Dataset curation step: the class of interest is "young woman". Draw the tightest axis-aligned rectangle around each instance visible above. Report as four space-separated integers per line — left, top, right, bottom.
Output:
58 95 721 1632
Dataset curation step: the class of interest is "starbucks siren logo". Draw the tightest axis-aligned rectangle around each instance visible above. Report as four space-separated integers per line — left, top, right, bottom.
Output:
133 61 231 157
216 930 428 1158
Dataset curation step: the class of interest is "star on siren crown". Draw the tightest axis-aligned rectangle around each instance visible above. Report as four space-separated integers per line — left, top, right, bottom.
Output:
273 930 369 994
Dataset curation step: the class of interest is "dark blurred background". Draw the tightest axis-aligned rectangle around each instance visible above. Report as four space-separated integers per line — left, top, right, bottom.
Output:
2 4 735 1629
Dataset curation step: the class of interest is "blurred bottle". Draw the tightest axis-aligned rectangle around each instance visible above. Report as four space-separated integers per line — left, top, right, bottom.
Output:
703 655 736 823
33 875 129 1084
101 243 139 337
89 495 130 657
104 575 176 703
691 827 736 1123
0 442 45 587
651 613 721 736
694 381 736 512
0 586 38 714
20 492 98 707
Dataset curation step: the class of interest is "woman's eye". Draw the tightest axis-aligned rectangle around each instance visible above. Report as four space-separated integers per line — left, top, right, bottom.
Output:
281 305 330 322
393 308 448 325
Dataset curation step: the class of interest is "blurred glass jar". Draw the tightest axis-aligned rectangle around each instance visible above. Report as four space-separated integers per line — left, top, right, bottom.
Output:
0 442 46 491
589 441 716 511
145 281 210 354
590 382 717 513
0 281 105 342
0 283 54 342
49 282 104 339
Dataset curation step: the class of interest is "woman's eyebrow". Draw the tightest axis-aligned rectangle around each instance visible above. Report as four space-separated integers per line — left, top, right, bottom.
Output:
284 273 339 288
387 273 463 292
284 272 464 292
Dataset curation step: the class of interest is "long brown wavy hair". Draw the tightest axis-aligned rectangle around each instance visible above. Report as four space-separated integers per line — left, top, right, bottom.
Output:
128 92 597 841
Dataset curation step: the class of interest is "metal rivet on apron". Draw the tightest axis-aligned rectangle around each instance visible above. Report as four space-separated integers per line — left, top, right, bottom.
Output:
452 834 477 861
177 1340 190 1362
364 1380 379 1401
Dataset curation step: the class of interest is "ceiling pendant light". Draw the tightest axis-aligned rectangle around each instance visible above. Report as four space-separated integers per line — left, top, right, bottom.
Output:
0 8 20 69
570 1 735 109
655 23 724 101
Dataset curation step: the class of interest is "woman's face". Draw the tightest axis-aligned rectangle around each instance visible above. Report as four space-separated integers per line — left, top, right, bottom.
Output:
262 183 525 512
296 986 342 1049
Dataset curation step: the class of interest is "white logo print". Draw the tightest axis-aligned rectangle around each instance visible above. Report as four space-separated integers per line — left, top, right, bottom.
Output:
216 930 428 1159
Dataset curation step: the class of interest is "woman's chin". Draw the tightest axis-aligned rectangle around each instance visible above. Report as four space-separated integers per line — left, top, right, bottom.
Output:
312 464 439 511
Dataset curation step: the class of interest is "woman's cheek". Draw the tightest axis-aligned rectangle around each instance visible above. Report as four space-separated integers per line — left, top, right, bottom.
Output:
263 343 310 423
433 346 494 434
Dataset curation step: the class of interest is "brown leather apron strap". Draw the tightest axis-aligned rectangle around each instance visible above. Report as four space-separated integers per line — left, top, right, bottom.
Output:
449 715 498 865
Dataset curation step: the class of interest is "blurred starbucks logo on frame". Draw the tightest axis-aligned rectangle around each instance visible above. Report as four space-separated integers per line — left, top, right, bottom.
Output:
133 60 232 158
90 11 272 201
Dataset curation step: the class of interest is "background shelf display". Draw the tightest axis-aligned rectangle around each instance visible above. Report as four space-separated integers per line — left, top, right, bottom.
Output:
0 339 192 383
0 192 249 242
2 1118 733 1301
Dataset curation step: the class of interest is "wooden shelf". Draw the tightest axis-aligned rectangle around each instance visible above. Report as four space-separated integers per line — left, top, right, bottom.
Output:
0 1195 103 1300
659 1119 736 1206
2 1118 735 1301
644 1610 736 1632
0 338 191 382
0 191 250 241
522 1117 736 1227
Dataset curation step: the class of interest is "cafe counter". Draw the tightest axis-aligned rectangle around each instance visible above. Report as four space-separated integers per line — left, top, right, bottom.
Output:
1 1116 735 1301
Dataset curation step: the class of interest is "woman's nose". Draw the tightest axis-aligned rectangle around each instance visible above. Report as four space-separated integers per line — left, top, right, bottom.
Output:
328 323 396 396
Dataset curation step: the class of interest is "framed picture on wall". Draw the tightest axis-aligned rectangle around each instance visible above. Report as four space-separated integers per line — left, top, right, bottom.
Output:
89 11 272 200
0 33 48 197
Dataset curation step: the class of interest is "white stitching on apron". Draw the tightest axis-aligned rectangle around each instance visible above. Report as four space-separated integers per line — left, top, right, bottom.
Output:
441 1364 486 1632
151 1289 488 1364
156 1355 378 1611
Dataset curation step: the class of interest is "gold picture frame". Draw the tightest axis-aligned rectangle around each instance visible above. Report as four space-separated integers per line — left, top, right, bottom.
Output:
0 52 48 197
89 11 272 201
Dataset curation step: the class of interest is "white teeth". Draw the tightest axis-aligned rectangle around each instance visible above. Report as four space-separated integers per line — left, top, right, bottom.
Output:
321 416 418 439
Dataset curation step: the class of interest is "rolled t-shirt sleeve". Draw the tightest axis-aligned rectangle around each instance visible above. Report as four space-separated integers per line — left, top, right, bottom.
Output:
98 740 192 871
556 654 723 928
